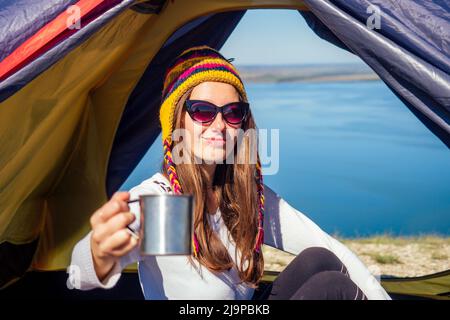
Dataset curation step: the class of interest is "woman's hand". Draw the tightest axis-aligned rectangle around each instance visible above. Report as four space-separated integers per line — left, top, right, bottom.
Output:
89 191 138 281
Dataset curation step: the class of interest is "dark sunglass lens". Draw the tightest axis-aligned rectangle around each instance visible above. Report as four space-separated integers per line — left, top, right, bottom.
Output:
190 103 216 122
223 103 245 124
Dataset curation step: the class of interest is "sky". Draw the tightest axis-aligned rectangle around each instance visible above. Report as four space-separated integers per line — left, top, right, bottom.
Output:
221 9 365 66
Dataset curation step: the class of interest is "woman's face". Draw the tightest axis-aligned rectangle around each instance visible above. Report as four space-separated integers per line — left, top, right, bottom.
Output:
182 81 242 163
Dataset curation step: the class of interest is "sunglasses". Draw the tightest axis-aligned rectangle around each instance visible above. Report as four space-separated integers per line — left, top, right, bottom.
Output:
184 99 249 125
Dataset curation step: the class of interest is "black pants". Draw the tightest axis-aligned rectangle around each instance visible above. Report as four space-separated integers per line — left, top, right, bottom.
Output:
253 247 367 300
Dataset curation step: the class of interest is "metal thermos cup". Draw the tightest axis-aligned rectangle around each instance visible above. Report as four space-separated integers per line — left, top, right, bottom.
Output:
128 194 194 255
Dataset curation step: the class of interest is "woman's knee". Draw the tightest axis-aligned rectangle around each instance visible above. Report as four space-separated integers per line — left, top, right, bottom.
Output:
267 248 350 300
294 247 348 275
306 270 352 288
290 270 366 300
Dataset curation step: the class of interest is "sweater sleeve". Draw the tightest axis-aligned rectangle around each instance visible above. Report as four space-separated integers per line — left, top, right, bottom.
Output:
262 184 391 300
67 173 170 290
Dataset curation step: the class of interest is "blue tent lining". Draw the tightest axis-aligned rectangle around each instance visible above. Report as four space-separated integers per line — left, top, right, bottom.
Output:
331 0 450 75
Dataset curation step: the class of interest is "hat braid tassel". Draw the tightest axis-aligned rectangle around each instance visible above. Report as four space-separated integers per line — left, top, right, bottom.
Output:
163 138 200 257
254 157 265 254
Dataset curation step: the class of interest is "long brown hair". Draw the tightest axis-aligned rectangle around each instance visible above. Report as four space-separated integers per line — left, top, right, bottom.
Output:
160 88 264 288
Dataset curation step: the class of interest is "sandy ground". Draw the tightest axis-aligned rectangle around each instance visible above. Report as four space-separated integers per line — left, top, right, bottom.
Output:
263 236 450 277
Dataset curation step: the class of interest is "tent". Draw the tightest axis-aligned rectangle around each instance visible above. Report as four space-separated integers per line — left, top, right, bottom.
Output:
0 0 449 299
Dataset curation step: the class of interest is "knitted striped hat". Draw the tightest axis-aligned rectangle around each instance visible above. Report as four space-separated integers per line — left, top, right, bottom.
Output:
160 45 264 258
160 45 248 144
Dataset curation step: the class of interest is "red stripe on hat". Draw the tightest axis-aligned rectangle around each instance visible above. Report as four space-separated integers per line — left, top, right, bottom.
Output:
163 62 240 99
163 51 218 84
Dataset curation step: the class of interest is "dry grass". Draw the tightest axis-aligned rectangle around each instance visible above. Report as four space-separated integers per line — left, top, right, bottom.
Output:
263 235 450 277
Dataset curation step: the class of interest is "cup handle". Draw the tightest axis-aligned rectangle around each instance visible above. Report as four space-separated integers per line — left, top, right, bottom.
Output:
126 199 140 240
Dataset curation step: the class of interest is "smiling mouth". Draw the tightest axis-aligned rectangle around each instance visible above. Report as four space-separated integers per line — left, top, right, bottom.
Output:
202 136 226 145
203 136 225 141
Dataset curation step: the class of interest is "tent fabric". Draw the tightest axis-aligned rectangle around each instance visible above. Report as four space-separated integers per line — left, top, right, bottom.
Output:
0 239 39 289
0 0 125 81
0 0 135 102
380 270 450 299
0 0 448 296
0 0 79 62
299 0 450 148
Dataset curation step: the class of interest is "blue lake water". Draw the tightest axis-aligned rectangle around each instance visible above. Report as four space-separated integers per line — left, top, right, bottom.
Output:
121 81 450 237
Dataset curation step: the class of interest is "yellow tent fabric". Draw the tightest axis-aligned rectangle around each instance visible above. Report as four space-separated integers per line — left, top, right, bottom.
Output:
381 271 450 300
0 0 308 272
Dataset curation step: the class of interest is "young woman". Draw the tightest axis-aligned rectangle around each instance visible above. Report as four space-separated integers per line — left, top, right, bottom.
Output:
68 45 390 300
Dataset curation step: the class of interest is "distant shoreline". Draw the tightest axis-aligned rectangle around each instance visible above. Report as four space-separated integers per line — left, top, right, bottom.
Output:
237 63 380 83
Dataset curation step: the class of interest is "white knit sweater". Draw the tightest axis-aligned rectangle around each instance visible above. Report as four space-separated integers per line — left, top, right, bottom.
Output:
68 172 391 300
